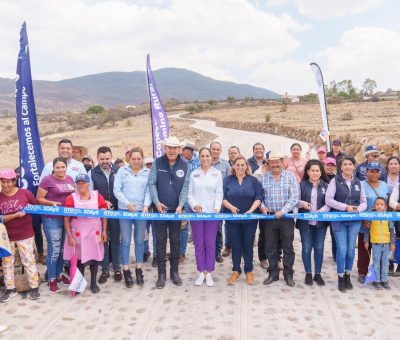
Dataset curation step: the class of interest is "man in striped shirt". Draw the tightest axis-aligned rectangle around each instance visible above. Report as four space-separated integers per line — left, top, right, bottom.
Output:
260 151 298 287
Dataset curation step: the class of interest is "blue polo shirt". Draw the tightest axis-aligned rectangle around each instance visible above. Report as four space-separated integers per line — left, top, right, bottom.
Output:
223 175 264 222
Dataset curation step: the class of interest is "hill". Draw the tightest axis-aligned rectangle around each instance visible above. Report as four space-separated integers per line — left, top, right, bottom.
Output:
0 68 280 114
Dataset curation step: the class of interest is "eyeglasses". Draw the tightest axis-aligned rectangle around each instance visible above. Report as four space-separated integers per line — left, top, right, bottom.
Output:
371 154 380 158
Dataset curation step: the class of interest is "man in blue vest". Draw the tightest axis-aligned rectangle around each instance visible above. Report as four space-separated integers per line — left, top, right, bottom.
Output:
149 136 190 289
89 146 122 284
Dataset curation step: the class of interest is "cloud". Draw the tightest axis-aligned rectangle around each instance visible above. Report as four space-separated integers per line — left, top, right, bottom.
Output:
267 0 382 19
0 0 306 96
319 27 400 91
246 60 315 95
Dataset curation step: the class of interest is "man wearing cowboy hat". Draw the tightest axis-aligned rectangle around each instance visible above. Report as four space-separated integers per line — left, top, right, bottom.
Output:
260 150 298 287
355 145 387 181
149 136 190 289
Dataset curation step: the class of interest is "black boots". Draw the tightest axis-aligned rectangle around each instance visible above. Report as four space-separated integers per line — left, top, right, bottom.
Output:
305 273 313 286
344 273 353 290
338 275 346 293
90 265 100 294
170 272 182 286
263 272 279 285
284 274 295 287
313 274 325 286
123 270 134 288
136 268 144 286
156 274 166 289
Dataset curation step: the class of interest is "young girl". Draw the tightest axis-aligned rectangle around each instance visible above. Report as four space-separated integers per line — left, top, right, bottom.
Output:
364 197 396 289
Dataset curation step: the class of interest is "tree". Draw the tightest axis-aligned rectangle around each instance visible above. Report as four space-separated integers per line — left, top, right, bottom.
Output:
86 105 106 114
361 78 377 96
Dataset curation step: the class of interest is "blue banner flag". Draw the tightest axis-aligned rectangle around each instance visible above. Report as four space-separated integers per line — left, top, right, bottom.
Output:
146 54 169 158
15 22 44 195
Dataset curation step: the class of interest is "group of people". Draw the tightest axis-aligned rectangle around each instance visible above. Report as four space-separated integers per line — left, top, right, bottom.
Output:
1 136 399 306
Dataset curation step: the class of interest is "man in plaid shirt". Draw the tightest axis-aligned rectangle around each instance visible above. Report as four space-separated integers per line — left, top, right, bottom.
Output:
260 151 299 287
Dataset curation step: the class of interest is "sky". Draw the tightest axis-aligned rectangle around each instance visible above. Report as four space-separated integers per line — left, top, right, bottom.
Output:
0 0 399 95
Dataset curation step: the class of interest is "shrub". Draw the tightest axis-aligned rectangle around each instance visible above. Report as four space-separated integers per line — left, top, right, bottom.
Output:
184 104 203 114
339 111 353 121
86 105 106 115
280 103 287 112
265 113 271 122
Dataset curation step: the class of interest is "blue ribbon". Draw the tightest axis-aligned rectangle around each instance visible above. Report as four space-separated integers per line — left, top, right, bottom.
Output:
23 205 400 221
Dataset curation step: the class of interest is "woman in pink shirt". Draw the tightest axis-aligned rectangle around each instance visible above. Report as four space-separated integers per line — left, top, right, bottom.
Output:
284 143 308 182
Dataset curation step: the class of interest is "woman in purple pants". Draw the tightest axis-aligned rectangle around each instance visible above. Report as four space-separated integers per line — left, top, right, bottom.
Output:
188 147 223 287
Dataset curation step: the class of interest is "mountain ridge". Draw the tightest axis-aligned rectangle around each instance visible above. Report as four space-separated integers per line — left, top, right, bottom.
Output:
0 68 280 114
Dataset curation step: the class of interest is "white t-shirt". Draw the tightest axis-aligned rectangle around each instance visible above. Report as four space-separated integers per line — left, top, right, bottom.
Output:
187 167 223 213
39 158 86 182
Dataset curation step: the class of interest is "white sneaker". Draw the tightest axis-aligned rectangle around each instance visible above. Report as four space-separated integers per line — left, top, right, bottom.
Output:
205 273 214 287
0 324 7 333
195 273 205 286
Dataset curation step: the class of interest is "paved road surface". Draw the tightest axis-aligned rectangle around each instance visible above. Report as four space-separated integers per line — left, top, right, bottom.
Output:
174 114 309 158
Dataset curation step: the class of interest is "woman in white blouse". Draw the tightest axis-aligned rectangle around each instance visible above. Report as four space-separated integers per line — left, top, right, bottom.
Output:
188 147 223 287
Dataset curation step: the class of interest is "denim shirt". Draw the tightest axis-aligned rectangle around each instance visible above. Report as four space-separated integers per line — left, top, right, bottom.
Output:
113 165 151 210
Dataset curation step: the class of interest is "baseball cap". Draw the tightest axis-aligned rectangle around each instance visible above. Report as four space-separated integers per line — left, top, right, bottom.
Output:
323 157 336 166
0 169 17 180
364 145 379 156
75 173 91 183
317 147 327 154
143 157 154 164
366 161 381 171
332 139 341 146
82 155 94 163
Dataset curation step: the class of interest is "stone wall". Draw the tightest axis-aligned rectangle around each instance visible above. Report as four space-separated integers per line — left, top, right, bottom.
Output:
183 114 399 163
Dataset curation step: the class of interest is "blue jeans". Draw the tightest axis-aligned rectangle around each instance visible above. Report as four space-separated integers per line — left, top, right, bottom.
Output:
227 221 257 274
332 221 361 275
180 222 189 255
330 226 337 261
43 218 65 281
299 225 327 274
372 243 390 282
119 218 147 266
102 218 121 273
144 220 156 257
180 203 191 255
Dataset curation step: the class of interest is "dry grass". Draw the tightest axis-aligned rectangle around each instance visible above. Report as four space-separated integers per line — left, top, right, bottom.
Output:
186 100 400 143
0 115 216 168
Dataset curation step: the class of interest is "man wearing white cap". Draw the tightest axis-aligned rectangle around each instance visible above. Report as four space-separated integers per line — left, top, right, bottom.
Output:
149 136 190 289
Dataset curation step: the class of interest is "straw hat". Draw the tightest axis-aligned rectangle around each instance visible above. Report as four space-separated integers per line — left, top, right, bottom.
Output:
161 136 185 147
268 150 285 161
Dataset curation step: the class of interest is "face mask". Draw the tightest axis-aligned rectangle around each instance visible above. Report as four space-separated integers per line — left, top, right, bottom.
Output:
84 164 93 172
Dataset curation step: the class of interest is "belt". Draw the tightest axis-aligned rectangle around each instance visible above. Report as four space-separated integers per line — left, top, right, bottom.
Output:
266 211 293 215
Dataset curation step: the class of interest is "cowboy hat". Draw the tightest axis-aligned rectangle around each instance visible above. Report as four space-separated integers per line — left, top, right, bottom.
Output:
161 136 185 147
268 150 284 161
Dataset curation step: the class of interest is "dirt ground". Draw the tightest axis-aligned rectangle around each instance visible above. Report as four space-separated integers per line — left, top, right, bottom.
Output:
185 100 400 144
0 115 216 168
